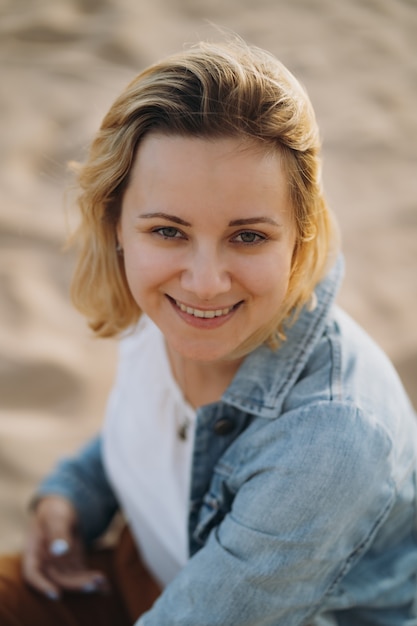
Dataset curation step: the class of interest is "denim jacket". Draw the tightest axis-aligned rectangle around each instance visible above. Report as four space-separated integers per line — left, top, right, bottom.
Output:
39 257 417 625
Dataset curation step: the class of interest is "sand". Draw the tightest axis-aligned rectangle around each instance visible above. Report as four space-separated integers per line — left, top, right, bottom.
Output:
0 0 416 553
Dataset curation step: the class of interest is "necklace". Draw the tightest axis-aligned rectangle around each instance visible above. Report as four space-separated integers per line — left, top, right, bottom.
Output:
177 415 191 441
167 346 193 440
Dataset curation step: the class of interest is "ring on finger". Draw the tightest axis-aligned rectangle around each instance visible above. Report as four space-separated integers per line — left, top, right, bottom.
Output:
49 538 70 557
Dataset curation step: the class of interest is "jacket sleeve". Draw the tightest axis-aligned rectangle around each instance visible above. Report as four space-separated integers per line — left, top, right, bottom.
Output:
35 435 119 543
136 403 396 626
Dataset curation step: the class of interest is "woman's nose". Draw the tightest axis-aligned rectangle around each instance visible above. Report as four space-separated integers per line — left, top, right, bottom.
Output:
180 248 231 300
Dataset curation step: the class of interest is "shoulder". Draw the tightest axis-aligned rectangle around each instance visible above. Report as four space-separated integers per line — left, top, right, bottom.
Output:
237 400 393 487
285 306 412 424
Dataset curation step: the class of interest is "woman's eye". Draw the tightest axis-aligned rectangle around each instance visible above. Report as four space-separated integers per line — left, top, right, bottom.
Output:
154 226 182 239
234 231 265 244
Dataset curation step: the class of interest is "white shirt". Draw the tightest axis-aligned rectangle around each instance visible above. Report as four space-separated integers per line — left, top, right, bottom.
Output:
102 316 196 587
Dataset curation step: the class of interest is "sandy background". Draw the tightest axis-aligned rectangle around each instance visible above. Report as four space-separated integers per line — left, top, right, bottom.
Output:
0 0 416 553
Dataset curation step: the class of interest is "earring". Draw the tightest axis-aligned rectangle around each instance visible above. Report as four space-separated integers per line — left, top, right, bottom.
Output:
116 242 123 255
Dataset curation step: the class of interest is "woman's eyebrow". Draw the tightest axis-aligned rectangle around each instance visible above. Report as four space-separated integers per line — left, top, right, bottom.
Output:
228 217 282 227
137 213 282 228
138 212 191 227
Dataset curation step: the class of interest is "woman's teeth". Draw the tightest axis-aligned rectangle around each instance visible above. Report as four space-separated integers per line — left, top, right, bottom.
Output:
175 300 234 318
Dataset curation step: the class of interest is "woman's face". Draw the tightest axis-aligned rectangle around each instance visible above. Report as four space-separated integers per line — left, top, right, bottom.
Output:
117 134 296 363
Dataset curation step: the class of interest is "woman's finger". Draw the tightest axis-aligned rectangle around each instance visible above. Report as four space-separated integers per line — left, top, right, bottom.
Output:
45 563 109 594
22 541 61 601
40 500 78 560
22 496 79 599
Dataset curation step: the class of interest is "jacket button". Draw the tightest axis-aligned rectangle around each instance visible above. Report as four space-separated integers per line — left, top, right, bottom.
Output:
213 418 235 436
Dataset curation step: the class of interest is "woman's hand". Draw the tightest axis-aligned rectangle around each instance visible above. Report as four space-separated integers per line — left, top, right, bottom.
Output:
22 495 109 600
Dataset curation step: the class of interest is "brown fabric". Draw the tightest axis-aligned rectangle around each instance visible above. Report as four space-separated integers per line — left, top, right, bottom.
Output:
0 527 161 626
113 526 162 622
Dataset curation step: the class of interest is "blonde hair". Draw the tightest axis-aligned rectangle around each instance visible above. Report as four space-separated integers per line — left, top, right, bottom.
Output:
71 39 339 347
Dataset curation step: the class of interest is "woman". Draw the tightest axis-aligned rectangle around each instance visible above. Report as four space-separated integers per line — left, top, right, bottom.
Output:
1 39 416 626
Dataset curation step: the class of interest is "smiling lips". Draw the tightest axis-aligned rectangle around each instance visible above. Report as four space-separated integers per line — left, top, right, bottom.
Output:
174 298 239 319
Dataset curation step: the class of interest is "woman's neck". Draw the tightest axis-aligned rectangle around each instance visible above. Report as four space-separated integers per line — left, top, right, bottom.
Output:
167 346 244 409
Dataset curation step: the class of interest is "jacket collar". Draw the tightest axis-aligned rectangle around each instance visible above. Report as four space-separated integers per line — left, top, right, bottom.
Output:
222 255 344 419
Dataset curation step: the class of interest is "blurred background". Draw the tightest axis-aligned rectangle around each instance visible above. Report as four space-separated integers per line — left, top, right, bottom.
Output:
0 0 416 552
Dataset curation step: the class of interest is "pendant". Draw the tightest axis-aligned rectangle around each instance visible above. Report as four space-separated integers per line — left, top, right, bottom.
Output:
178 417 189 440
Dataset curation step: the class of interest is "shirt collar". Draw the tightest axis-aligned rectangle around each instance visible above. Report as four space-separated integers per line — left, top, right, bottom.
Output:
222 255 345 418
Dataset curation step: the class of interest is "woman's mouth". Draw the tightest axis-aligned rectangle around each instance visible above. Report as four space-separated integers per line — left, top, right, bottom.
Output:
167 296 242 323
174 299 237 319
